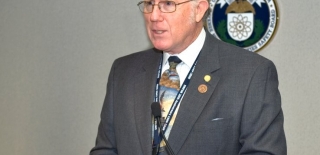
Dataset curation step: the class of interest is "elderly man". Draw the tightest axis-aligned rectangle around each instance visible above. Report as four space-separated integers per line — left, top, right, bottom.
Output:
90 0 286 154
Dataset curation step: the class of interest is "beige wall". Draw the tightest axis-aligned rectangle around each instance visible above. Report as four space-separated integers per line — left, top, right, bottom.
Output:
0 0 319 154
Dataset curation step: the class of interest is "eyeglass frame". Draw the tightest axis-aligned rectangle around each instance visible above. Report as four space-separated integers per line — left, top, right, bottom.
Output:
137 0 194 13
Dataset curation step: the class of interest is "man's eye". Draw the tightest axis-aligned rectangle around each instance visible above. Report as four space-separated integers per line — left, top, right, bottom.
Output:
164 1 175 6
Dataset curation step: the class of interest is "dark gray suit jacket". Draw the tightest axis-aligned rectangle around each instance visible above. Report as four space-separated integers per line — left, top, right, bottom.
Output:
90 33 286 155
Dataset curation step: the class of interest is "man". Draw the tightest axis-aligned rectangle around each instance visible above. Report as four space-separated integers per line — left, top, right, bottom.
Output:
90 0 286 154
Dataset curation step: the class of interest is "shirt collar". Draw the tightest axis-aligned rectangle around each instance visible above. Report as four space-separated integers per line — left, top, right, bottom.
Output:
163 28 206 68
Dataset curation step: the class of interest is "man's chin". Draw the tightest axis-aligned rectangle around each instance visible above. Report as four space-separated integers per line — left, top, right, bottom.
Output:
152 44 170 51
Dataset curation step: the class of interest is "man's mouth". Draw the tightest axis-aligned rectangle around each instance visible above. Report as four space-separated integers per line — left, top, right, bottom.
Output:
153 30 165 34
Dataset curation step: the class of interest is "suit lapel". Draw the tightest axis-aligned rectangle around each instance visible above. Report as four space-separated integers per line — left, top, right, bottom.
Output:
134 50 162 155
167 35 222 154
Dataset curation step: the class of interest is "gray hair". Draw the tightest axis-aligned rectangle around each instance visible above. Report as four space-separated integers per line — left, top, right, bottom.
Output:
203 0 211 22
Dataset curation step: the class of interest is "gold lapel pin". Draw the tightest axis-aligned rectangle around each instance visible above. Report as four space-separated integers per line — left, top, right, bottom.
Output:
198 84 208 93
204 75 211 82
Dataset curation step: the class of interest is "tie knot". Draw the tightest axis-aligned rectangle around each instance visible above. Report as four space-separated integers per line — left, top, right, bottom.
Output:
168 56 181 70
168 56 182 64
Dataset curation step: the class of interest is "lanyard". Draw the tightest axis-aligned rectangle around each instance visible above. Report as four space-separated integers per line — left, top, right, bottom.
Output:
153 54 199 144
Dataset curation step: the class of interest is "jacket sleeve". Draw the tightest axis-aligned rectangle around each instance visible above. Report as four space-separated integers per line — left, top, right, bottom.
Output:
90 61 118 155
239 60 287 155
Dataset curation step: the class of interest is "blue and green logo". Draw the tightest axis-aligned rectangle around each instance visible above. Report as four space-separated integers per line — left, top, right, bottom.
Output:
206 0 279 52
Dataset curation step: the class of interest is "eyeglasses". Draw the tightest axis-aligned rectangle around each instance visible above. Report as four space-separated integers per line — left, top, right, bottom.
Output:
137 0 194 13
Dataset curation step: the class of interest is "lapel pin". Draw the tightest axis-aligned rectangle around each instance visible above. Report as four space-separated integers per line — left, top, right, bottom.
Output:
204 75 211 82
198 84 208 93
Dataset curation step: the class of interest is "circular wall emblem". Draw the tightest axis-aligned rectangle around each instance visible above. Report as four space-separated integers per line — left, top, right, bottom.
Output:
206 0 279 52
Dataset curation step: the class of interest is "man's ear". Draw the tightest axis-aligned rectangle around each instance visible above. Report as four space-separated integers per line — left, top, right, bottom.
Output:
195 0 209 22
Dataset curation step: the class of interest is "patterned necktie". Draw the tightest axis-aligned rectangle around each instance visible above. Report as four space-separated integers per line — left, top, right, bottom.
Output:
158 56 182 149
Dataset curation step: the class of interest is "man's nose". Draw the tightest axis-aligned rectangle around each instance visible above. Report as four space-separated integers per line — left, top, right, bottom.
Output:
150 5 163 21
